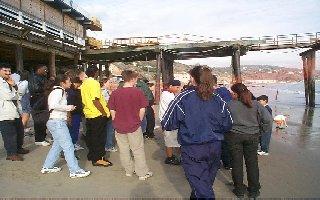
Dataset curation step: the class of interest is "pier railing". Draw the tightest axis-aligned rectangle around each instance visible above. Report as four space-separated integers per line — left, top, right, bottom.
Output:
0 2 85 47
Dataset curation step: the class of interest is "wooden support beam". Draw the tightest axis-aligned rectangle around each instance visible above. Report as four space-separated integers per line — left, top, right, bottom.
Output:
154 52 162 105
306 50 316 107
49 52 56 78
15 45 23 72
161 51 174 84
302 55 309 106
232 48 242 83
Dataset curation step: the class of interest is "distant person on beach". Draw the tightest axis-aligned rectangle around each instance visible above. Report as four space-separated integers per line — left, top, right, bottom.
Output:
159 80 182 165
81 66 112 167
226 83 272 198
161 66 233 198
108 70 152 180
257 95 273 156
0 62 29 161
274 114 287 129
41 74 90 178
29 64 50 146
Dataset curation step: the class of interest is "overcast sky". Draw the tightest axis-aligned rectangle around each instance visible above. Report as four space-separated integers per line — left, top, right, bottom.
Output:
76 0 320 68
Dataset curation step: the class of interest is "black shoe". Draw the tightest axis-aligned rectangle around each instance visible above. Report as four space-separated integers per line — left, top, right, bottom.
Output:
248 191 260 198
165 156 181 165
17 148 30 154
232 189 244 198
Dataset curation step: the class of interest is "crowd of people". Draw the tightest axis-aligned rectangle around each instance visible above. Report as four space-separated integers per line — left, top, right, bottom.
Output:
0 62 274 198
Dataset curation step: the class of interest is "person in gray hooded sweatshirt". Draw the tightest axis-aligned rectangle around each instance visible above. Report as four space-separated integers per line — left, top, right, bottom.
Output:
226 83 272 198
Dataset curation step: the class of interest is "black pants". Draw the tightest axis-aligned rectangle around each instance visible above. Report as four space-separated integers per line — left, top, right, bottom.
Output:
225 132 260 194
0 118 24 156
221 140 232 168
85 116 108 162
145 106 155 137
32 111 48 142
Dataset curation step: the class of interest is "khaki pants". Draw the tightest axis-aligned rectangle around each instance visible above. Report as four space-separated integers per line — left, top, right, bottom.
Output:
115 127 149 177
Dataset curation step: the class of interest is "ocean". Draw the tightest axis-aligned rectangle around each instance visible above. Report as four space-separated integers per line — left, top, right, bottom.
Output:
247 81 320 150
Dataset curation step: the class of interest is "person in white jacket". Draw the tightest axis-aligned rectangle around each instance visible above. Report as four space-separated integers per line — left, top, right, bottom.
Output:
159 80 182 165
0 63 29 161
41 74 90 178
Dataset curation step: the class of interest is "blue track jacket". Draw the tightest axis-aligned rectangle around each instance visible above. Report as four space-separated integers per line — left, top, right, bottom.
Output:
161 87 233 146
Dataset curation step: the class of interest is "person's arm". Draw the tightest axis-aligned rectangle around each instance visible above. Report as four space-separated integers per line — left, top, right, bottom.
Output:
110 109 116 120
0 81 18 101
258 103 272 131
48 90 75 111
93 98 108 116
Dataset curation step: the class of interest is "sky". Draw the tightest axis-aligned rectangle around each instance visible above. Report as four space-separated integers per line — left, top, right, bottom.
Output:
76 0 320 69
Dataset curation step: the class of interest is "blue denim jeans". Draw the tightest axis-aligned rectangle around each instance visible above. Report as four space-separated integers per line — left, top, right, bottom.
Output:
260 132 272 153
68 114 81 144
43 119 81 173
105 119 115 149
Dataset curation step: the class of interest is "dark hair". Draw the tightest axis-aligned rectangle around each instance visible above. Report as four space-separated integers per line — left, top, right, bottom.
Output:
19 70 29 81
231 83 253 108
0 62 12 69
54 74 69 86
189 66 216 101
121 70 138 82
34 64 46 72
257 95 268 102
85 66 99 78
71 76 82 84
103 69 111 78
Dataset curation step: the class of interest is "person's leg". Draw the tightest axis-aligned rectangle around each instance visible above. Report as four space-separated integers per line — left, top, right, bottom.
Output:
145 106 155 138
94 116 108 161
55 120 82 173
85 118 94 161
226 133 246 195
0 120 18 156
181 144 216 199
127 127 149 177
15 118 25 150
115 131 134 175
33 112 47 142
43 120 63 168
21 113 30 127
141 116 147 135
243 134 260 196
105 119 115 149
69 114 81 144
261 132 272 153
221 139 232 169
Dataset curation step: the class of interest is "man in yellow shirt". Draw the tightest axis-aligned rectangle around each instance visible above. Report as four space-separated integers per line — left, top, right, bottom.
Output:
81 66 112 167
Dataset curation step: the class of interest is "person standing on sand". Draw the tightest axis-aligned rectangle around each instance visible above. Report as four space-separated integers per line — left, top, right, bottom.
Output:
159 79 182 165
108 70 153 181
226 83 272 198
257 95 273 156
41 74 90 178
162 66 233 198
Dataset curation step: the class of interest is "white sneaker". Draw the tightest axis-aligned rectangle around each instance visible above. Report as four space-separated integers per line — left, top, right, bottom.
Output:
258 151 269 156
125 171 135 177
106 147 118 152
74 144 84 151
35 141 51 146
70 169 91 178
41 167 61 174
138 171 153 180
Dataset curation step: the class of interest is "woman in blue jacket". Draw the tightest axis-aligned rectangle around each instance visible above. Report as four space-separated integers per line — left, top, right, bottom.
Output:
161 66 233 199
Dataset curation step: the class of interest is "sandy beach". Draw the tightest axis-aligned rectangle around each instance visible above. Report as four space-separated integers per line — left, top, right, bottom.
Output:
1 102 320 198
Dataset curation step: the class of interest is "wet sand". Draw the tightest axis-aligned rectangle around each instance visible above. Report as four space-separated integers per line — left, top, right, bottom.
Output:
0 105 320 198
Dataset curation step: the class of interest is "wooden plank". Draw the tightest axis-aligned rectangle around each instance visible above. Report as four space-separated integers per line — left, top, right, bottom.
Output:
307 51 316 107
